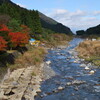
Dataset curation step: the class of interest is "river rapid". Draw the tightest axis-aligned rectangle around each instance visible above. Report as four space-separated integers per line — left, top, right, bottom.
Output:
35 38 100 100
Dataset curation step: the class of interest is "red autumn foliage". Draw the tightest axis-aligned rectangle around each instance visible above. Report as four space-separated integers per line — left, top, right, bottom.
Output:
0 24 10 32
9 32 29 47
0 36 7 51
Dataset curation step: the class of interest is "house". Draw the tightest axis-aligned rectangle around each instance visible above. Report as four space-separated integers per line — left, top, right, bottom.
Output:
29 38 36 45
29 38 40 46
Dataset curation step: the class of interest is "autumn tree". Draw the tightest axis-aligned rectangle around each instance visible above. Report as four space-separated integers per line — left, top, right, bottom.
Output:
9 32 29 48
0 36 7 51
0 24 10 41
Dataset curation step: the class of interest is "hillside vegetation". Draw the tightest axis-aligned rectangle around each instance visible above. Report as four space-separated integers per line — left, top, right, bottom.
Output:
76 24 100 38
0 0 73 36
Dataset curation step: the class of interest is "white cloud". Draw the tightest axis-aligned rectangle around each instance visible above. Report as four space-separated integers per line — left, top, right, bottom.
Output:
16 3 26 8
93 11 100 15
45 9 100 32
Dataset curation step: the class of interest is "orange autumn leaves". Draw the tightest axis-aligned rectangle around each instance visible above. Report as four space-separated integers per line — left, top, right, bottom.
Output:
0 24 30 51
9 32 29 47
0 36 7 51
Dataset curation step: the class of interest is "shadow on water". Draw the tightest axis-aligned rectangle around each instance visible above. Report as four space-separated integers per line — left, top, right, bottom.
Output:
35 38 100 100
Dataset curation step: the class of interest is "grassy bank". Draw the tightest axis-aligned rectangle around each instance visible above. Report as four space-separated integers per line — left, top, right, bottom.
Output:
39 33 73 48
0 33 73 71
76 40 100 66
9 46 47 71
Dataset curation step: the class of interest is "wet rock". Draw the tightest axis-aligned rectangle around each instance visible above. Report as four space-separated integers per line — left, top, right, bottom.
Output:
58 86 64 90
66 82 72 86
52 89 58 93
46 61 51 65
85 67 90 70
89 70 95 74
71 93 75 96
80 64 86 67
94 86 100 92
46 92 52 95
72 80 86 85
74 87 79 91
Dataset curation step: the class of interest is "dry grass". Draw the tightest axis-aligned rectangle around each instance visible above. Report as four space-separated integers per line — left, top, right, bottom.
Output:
76 40 100 66
42 34 72 47
10 46 47 71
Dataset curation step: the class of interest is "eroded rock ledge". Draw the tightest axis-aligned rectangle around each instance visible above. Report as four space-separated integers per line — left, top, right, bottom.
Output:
0 63 44 100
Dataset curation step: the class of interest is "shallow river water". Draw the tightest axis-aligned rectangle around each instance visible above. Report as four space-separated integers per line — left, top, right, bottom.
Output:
35 38 100 100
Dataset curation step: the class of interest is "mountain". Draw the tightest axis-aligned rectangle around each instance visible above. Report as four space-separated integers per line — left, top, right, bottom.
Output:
76 24 100 36
86 24 100 36
0 0 73 35
39 12 73 35
0 0 11 4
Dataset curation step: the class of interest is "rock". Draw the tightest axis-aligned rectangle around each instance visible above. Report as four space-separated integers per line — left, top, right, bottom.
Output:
46 92 52 95
94 86 100 92
80 64 86 67
89 70 95 74
46 61 51 65
66 82 72 86
74 87 79 91
85 67 90 70
72 80 86 85
71 93 75 96
57 86 65 91
52 89 58 93
73 60 78 63
4 88 12 95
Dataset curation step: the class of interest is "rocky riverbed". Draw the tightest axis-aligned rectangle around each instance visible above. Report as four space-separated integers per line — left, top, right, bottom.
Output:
35 38 100 100
0 38 100 100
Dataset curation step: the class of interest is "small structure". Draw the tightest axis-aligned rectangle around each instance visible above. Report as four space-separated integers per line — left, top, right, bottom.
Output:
29 38 36 45
29 38 40 46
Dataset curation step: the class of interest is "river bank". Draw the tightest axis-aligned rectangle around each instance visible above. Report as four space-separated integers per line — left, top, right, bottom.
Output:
0 35 71 100
35 38 100 100
76 39 100 67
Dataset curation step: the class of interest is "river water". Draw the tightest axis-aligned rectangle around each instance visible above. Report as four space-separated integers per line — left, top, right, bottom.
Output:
35 38 100 100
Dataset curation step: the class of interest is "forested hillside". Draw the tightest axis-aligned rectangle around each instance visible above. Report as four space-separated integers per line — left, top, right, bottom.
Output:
0 0 42 35
76 24 100 37
0 0 73 35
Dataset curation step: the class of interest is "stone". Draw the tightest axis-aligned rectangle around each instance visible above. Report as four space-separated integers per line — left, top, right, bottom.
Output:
72 80 86 85
74 87 79 91
85 67 90 70
94 86 100 92
58 86 64 90
80 64 86 67
46 61 51 65
52 89 58 93
89 70 95 74
66 82 72 86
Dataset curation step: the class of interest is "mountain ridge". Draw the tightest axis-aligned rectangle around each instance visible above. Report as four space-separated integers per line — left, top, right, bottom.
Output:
0 0 73 35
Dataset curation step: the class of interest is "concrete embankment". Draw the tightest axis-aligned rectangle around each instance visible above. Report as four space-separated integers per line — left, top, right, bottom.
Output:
0 63 44 100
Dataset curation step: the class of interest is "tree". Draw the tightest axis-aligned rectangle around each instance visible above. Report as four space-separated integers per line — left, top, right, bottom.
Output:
9 32 29 47
76 30 85 36
0 36 7 51
0 24 10 41
7 19 21 32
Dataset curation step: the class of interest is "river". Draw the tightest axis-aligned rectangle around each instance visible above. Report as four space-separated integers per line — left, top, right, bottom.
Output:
35 38 100 100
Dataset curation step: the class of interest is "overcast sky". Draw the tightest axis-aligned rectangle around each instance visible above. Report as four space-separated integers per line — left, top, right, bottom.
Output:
11 0 100 32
